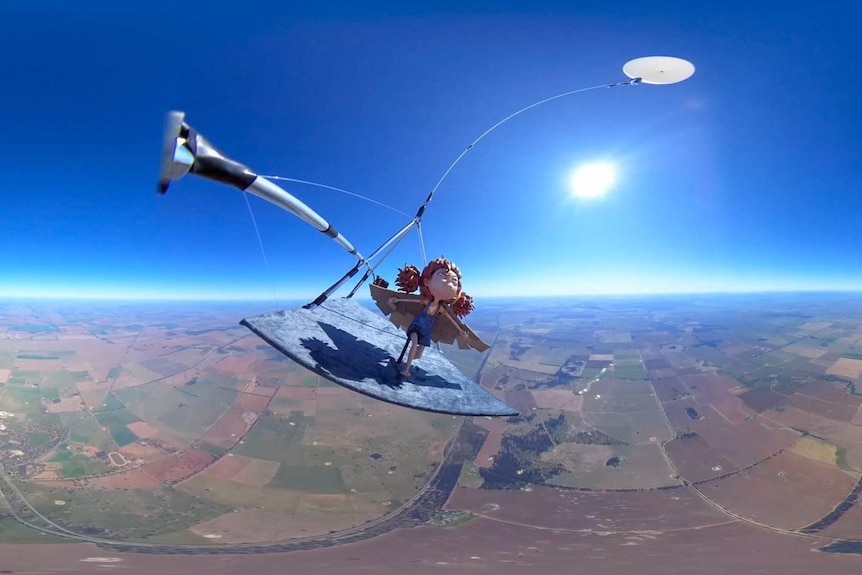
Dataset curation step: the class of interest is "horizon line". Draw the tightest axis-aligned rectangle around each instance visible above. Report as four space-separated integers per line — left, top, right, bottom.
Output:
2 287 862 303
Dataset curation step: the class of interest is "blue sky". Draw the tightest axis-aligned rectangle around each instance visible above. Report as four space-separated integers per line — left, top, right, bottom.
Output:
3 2 861 301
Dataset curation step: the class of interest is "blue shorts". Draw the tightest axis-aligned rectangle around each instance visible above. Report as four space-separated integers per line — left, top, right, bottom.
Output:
407 311 436 347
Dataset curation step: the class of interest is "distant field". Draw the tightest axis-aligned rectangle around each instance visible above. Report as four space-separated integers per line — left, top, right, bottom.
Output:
18 482 232 542
233 412 308 462
47 370 91 388
0 385 42 413
543 443 680 490
68 414 115 450
8 325 58 333
114 374 241 441
94 408 140 446
268 464 347 493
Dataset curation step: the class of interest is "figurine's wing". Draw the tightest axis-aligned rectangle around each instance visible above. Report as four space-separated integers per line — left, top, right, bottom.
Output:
431 306 490 352
369 283 425 332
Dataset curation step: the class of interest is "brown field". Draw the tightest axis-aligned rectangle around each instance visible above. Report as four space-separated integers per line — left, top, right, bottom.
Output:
504 386 537 413
680 374 740 405
201 405 259 449
543 443 679 490
237 385 276 410
666 434 740 483
585 410 674 444
202 453 250 480
447 484 728 532
181 476 301 512
141 448 215 484
788 436 839 466
200 453 280 488
644 358 671 370
738 385 790 412
473 417 507 468
826 357 862 379
687 406 798 468
499 358 559 375
652 376 690 403
589 353 614 361
119 441 171 461
795 380 862 406
126 421 160 439
785 393 858 422
4 516 862 575
782 343 828 359
189 501 381 543
13 358 65 371
209 354 258 376
78 469 162 490
661 397 702 429
765 406 862 471
531 389 582 413
709 396 756 424
44 397 85 413
698 451 857 529
853 405 862 425
274 385 318 400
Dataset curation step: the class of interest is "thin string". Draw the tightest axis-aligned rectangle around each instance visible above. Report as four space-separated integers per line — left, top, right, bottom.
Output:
243 193 278 304
260 175 411 218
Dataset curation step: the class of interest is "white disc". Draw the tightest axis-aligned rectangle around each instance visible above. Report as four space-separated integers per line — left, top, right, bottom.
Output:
623 56 695 85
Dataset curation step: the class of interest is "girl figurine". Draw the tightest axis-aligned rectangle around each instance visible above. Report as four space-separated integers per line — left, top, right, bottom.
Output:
369 256 489 378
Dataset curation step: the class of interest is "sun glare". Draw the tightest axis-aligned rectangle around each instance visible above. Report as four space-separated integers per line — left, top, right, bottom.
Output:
569 162 616 199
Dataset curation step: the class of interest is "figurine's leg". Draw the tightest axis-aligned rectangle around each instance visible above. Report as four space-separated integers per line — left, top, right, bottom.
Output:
400 332 420 376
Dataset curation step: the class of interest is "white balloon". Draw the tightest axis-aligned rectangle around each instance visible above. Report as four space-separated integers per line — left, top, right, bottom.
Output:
623 56 695 85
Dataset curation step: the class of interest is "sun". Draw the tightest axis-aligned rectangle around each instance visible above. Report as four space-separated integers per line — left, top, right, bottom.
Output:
569 162 617 199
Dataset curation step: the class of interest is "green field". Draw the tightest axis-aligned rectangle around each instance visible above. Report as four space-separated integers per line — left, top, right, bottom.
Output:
16 353 59 360
93 393 124 413
233 411 308 462
300 375 317 387
0 386 42 413
47 370 91 388
612 364 648 379
61 454 109 478
68 415 114 450
268 464 347 493
107 366 122 379
11 369 40 379
8 325 58 333
94 408 140 446
17 483 233 542
115 374 241 440
0 351 16 369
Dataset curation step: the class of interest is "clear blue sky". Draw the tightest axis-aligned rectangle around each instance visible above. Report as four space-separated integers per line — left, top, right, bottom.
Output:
3 1 861 301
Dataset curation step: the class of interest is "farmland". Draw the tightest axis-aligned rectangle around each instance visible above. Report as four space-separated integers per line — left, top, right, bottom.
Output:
2 292 862 551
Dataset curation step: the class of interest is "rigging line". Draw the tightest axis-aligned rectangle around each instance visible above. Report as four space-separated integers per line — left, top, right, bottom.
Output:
417 221 427 267
417 80 639 215
347 219 418 298
260 174 412 218
243 192 278 304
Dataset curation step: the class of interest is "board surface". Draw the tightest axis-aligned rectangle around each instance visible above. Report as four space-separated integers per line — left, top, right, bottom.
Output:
241 298 518 416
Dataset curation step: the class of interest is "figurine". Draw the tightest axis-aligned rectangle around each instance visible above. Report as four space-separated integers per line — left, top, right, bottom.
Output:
369 256 489 378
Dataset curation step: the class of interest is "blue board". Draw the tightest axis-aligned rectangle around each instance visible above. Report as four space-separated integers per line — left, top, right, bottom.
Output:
240 298 518 417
